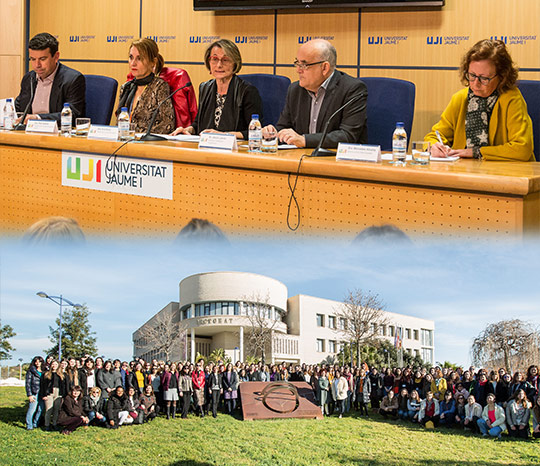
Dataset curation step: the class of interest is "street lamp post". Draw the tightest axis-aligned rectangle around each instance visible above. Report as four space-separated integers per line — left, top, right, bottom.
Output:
36 292 82 360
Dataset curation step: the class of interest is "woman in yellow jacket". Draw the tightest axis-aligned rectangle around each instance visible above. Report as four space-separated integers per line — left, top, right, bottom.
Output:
425 39 533 162
430 369 447 401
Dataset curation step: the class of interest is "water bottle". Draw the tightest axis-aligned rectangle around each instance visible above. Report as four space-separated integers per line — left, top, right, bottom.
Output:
60 103 72 137
118 107 130 141
392 122 407 164
248 114 262 153
3 98 15 130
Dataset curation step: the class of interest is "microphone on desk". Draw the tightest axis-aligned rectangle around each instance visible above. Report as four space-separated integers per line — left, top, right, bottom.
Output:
140 81 192 142
309 92 365 157
14 73 36 131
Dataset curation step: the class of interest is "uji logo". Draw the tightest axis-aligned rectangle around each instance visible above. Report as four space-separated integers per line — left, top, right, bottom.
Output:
66 156 102 183
189 36 201 44
107 36 118 43
490 36 508 44
368 36 383 45
235 36 247 44
298 36 312 44
69 36 80 43
147 35 158 42
427 36 443 45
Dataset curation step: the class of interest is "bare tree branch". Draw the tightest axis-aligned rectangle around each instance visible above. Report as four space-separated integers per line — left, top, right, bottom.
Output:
243 293 283 365
334 289 390 365
137 308 186 361
471 319 540 373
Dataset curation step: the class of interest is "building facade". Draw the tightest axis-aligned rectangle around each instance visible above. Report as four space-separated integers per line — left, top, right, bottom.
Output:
133 272 435 365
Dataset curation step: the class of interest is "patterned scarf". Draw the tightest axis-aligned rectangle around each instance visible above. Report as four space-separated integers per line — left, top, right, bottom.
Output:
465 88 498 150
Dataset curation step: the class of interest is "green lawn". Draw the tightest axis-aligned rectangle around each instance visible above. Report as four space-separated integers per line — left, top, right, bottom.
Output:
1 387 539 466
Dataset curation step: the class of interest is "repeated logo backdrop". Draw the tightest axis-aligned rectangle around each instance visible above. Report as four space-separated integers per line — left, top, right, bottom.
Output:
28 0 540 141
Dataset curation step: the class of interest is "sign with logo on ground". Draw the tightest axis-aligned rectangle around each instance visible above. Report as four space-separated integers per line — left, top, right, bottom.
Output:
61 151 173 200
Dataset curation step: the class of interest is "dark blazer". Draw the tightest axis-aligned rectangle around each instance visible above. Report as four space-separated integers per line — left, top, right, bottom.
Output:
192 74 263 139
276 70 367 148
15 62 86 124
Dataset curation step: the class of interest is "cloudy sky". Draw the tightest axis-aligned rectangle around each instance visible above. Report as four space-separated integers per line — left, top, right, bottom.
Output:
1 237 539 367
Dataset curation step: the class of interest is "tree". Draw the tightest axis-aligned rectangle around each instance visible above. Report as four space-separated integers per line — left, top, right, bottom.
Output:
334 289 390 366
335 339 425 369
244 293 283 365
136 307 186 362
471 319 540 373
46 304 97 358
0 322 16 360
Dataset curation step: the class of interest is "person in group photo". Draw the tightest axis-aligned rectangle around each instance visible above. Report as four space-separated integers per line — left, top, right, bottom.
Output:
116 38 175 134
57 385 89 435
171 39 262 139
425 39 534 161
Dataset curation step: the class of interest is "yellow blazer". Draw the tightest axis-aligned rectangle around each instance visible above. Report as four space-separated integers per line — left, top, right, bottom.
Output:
425 87 534 161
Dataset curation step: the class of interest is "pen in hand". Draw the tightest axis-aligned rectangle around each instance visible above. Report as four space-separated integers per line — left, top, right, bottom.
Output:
435 130 450 157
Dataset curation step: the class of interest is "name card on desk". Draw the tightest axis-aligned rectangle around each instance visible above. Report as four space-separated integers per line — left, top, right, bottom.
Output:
26 119 58 134
198 133 237 151
336 143 381 163
87 125 119 141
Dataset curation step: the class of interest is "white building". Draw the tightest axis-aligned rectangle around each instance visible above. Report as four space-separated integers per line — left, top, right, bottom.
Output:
133 271 435 365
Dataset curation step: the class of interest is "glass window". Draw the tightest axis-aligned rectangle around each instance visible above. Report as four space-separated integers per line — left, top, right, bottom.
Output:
234 302 239 316
328 316 336 329
204 303 210 316
316 314 324 327
389 326 395 337
339 318 347 330
406 328 411 340
328 340 336 353
316 339 325 352
414 329 419 340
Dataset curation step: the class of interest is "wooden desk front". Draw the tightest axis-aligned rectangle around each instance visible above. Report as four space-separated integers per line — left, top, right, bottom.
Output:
2 131 540 240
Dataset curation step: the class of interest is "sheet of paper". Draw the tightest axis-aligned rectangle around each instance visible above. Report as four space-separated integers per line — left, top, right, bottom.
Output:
158 134 200 143
381 153 459 162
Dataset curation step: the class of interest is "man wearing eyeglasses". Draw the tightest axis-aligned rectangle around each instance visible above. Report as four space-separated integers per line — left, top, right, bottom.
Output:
14 32 86 125
263 39 367 149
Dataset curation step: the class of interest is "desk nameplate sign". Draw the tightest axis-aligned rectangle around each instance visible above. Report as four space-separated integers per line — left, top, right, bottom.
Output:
198 133 238 151
26 119 59 134
336 143 381 163
87 125 119 141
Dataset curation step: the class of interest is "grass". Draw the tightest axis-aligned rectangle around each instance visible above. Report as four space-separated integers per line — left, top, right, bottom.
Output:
1 387 539 466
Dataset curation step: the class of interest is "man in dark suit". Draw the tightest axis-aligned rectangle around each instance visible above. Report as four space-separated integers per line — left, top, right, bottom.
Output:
263 39 367 149
15 32 85 125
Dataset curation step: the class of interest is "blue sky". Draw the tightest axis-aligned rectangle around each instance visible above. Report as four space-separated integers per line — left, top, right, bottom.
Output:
1 238 539 367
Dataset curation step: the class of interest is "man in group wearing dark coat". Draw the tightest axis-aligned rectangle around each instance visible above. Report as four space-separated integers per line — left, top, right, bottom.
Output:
263 39 367 150
15 32 85 125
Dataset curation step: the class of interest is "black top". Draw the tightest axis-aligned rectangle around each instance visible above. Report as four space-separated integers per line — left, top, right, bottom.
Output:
192 74 263 139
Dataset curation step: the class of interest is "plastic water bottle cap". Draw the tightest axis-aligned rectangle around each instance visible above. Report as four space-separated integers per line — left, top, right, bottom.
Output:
252 114 259 119
63 103 70 108
6 98 12 103
121 107 128 112
396 122 404 127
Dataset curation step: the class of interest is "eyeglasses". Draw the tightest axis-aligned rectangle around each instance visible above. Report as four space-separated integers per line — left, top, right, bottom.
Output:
293 59 326 70
209 56 233 66
465 72 497 85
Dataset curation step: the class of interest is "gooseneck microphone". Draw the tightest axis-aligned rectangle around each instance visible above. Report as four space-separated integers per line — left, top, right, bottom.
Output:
14 72 36 131
140 82 192 142
309 92 365 157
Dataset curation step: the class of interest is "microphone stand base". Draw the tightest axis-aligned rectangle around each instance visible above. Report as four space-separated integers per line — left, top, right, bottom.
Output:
309 148 336 157
139 133 167 142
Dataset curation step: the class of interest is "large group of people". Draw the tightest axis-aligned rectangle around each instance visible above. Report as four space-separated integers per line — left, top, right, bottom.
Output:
14 31 534 161
24 353 540 440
